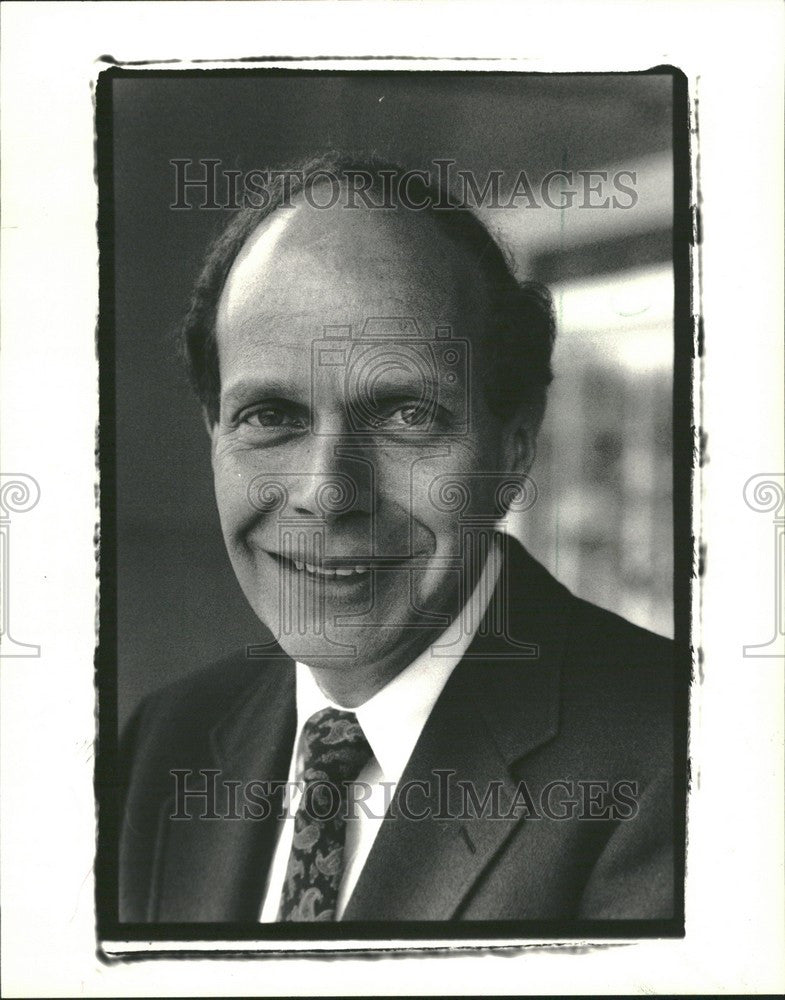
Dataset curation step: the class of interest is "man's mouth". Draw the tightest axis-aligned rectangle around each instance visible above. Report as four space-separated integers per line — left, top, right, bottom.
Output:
269 551 371 579
268 550 419 580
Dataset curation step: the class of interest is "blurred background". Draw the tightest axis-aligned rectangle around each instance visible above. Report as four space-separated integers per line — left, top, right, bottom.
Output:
109 71 674 728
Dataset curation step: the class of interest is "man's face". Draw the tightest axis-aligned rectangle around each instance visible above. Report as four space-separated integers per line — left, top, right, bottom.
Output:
211 198 523 684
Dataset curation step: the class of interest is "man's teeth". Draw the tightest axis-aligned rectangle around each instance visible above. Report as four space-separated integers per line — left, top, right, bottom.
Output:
290 559 369 578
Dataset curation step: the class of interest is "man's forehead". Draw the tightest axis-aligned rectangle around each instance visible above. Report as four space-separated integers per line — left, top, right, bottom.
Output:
215 198 486 346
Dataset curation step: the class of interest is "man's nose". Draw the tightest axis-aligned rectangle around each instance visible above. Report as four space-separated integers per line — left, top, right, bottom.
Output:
286 432 370 522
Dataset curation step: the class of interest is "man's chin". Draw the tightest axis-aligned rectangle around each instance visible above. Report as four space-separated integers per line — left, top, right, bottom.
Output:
269 621 435 666
241 560 463 671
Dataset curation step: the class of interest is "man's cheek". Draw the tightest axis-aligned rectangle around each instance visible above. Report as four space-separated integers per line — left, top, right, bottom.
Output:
213 474 258 553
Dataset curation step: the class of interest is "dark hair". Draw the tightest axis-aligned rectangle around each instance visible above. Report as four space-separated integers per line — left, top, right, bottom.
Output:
180 151 556 428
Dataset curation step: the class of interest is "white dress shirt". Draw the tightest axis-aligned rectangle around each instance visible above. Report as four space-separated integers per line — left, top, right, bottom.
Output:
259 541 502 920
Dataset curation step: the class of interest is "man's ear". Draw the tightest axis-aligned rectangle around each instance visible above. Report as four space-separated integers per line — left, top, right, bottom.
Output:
202 407 218 459
502 408 538 476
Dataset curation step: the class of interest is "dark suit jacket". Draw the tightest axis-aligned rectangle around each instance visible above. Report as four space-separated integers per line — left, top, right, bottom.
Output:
118 539 678 923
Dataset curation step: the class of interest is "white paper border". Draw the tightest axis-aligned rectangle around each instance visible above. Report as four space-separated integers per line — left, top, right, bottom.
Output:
1 1 783 996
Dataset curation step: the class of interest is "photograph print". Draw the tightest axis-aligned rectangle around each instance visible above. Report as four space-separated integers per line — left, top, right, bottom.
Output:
96 67 691 948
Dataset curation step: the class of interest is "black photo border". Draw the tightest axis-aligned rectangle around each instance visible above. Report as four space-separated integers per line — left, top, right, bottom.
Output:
95 63 692 956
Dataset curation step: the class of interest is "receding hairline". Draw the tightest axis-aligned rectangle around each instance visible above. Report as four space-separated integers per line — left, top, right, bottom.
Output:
216 187 493 336
180 152 556 427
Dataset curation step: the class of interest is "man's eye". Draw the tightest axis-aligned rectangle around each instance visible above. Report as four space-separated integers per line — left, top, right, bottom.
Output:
396 405 430 427
239 407 305 430
365 404 435 431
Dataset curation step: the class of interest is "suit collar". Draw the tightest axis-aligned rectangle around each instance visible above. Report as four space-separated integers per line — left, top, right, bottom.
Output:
210 657 296 771
469 533 570 766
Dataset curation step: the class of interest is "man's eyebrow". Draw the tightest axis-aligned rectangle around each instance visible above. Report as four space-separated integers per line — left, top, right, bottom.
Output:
361 364 461 396
361 375 440 400
221 376 307 404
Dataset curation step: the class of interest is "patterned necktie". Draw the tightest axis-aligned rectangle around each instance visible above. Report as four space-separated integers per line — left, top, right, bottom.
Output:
278 707 373 921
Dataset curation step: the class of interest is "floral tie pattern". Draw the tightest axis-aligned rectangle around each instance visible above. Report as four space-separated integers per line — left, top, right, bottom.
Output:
278 708 373 921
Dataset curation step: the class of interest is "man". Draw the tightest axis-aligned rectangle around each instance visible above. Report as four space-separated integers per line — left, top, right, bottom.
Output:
119 155 677 924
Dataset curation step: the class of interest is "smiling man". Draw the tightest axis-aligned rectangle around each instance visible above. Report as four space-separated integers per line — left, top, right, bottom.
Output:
209 169 540 704
119 155 677 926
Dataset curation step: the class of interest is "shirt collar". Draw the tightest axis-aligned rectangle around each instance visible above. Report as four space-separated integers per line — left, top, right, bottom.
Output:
294 535 503 782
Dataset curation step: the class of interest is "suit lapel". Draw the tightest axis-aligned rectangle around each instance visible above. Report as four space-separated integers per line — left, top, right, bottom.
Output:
343 537 570 921
153 657 296 922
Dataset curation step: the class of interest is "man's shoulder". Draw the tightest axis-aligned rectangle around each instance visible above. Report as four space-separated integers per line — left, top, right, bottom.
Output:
124 649 293 747
554 593 678 769
508 537 674 667
506 542 678 753
568 591 673 663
